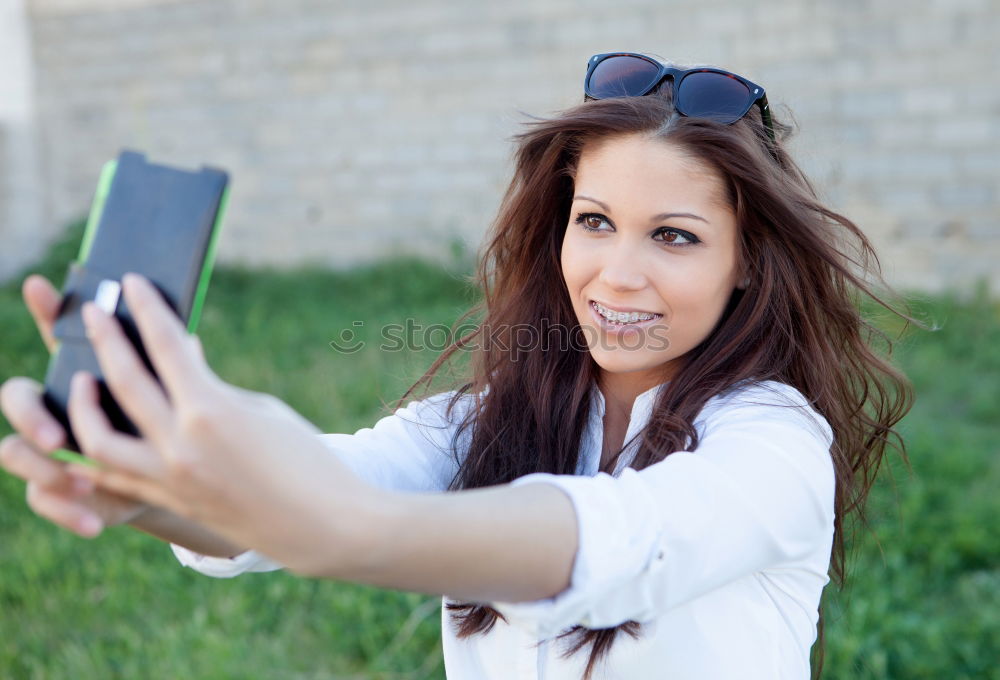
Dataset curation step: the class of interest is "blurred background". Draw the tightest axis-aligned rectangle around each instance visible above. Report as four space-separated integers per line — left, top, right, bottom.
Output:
1 0 998 678
2 0 998 291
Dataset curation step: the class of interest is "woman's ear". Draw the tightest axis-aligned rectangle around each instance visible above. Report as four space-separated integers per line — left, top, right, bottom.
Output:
737 275 750 290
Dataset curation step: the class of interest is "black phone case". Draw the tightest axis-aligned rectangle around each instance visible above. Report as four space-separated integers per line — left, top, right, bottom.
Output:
42 150 228 452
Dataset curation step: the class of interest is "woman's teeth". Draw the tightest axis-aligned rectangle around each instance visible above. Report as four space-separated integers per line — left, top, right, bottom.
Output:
592 301 659 324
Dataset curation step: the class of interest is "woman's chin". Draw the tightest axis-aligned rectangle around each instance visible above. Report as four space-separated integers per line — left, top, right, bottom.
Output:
589 351 670 377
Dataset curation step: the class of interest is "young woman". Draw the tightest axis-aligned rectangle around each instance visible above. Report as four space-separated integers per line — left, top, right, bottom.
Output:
1 53 916 679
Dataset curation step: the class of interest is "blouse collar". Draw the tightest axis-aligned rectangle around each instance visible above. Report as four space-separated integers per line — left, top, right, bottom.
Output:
588 379 669 421
586 379 670 475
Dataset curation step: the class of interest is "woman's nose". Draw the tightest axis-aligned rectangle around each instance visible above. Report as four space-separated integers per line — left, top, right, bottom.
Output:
597 242 648 291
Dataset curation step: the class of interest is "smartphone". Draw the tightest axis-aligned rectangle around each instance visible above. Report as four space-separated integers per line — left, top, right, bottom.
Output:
42 150 229 464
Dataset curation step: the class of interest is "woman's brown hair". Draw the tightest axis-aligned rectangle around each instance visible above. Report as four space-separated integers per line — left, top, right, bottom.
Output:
396 78 921 679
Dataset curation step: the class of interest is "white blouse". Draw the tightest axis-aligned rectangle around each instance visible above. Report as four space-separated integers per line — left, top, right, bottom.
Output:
172 379 836 680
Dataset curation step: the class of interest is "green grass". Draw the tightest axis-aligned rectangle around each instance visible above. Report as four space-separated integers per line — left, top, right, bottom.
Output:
819 283 1000 679
1 221 998 678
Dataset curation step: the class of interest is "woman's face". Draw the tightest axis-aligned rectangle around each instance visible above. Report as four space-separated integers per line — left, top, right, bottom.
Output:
560 132 745 388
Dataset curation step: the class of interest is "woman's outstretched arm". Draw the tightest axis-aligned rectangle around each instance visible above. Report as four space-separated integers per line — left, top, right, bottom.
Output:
305 382 835 642
317 480 579 603
59 272 576 599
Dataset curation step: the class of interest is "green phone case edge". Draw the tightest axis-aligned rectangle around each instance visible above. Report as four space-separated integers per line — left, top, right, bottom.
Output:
188 184 229 334
78 159 118 262
51 449 99 468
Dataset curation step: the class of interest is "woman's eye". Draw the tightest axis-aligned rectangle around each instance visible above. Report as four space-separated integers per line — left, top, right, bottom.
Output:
653 228 699 247
574 213 608 232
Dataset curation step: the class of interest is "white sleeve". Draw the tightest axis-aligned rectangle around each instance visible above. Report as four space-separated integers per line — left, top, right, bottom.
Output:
171 390 474 578
315 389 472 493
171 543 283 578
489 384 836 638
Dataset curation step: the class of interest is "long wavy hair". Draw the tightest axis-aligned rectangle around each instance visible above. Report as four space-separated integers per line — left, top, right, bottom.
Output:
395 77 921 679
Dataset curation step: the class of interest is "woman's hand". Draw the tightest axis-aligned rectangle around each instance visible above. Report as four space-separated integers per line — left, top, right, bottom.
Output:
7 275 575 600
0 388 149 536
22 273 61 354
62 273 375 575
0 273 151 536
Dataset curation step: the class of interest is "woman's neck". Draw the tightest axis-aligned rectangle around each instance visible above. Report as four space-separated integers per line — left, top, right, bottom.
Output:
596 367 672 422
596 368 672 470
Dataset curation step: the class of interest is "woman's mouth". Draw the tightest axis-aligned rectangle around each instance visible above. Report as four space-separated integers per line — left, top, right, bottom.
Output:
589 300 663 330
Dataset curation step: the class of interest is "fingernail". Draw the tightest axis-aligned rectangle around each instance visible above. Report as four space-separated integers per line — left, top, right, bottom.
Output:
81 302 103 330
38 423 63 450
78 514 103 536
71 370 90 395
123 272 145 295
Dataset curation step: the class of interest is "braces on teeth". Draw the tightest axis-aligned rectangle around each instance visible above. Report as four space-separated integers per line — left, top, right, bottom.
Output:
593 302 659 324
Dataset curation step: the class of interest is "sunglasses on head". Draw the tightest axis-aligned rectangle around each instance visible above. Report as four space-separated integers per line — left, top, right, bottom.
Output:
584 52 775 142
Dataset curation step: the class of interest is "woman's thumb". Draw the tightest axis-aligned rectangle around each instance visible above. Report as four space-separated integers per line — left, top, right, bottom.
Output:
190 334 206 363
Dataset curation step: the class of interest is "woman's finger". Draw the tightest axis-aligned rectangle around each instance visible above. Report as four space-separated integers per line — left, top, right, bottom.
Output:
0 377 66 452
80 300 172 443
0 434 73 490
191 333 206 363
120 273 216 406
22 274 61 354
68 371 166 479
25 481 104 537
69 464 178 517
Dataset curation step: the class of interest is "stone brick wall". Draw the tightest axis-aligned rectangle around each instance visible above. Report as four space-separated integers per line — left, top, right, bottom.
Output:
7 0 999 293
0 0 46 283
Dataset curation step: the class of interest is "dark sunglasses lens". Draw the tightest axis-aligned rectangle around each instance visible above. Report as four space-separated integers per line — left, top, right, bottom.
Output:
677 71 753 123
588 55 661 99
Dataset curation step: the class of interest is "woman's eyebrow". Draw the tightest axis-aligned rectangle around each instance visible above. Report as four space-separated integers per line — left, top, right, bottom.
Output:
573 195 709 224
